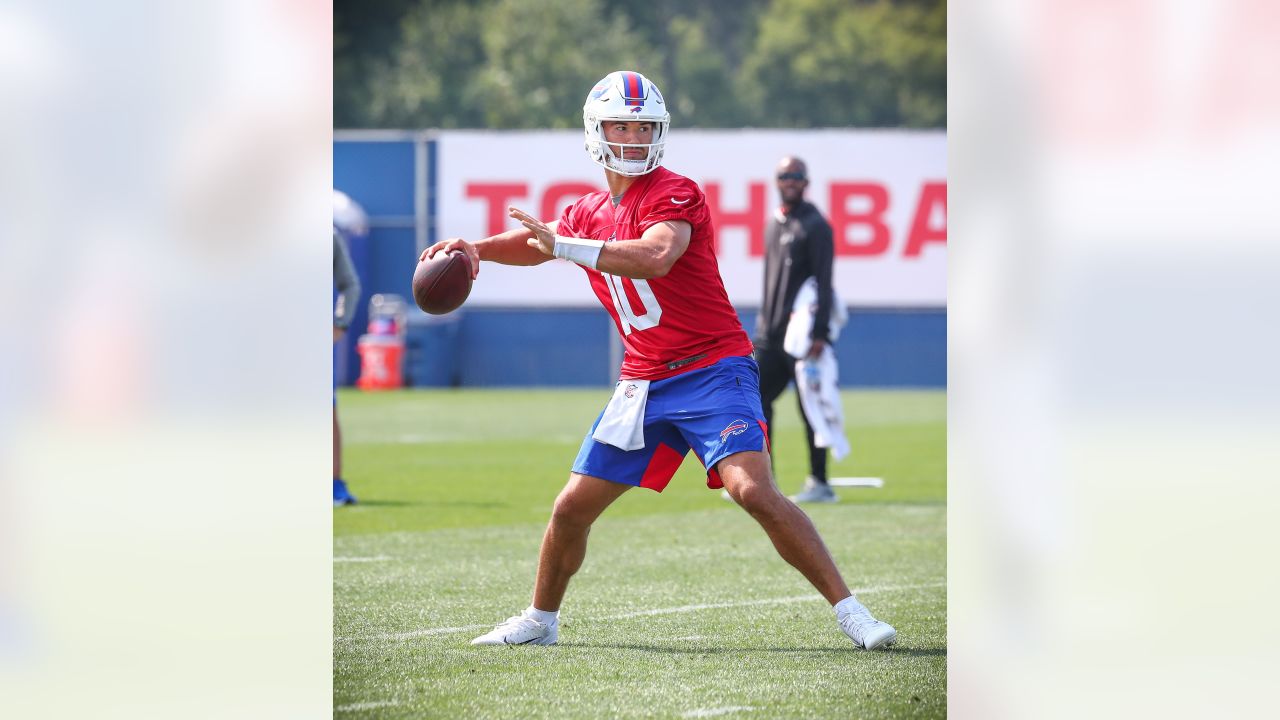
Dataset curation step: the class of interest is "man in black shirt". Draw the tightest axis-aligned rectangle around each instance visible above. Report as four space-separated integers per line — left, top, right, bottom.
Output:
754 157 839 503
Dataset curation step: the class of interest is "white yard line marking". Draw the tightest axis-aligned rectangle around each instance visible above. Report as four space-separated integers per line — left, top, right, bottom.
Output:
337 581 944 643
682 706 755 718
336 700 399 712
595 582 944 621
334 556 391 563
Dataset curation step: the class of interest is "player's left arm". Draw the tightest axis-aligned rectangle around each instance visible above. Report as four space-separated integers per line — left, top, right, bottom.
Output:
513 207 691 280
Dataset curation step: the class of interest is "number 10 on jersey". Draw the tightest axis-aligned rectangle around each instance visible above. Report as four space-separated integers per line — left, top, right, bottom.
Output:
603 273 662 335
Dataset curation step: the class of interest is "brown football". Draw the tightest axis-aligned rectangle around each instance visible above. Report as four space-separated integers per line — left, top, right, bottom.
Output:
411 250 473 315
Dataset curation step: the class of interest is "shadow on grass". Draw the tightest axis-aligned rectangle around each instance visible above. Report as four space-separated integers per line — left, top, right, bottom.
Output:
347 500 509 509
342 499 417 507
559 641 946 657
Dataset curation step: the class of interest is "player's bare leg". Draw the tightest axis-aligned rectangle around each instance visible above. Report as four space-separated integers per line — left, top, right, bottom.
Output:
472 473 629 646
719 449 897 649
718 450 850 603
531 473 632 611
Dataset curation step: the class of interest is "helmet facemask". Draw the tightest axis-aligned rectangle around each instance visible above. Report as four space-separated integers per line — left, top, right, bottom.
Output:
585 114 669 176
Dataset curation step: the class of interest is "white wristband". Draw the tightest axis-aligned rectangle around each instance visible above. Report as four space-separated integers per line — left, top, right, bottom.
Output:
553 235 604 269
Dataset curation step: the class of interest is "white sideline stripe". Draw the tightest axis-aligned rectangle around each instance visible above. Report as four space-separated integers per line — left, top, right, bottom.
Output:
338 581 944 643
683 706 755 718
334 556 391 563
336 700 399 712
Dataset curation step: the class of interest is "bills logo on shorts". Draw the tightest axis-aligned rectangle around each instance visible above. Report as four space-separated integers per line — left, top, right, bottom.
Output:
720 419 749 441
624 383 639 398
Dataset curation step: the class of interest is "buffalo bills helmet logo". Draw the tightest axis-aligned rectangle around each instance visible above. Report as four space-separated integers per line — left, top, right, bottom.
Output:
624 383 639 399
720 419 749 441
620 71 647 113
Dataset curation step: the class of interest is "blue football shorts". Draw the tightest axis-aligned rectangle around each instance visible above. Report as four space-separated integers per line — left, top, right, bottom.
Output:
571 355 770 492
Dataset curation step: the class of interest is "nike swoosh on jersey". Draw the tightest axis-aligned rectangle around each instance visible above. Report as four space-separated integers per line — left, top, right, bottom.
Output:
671 197 690 204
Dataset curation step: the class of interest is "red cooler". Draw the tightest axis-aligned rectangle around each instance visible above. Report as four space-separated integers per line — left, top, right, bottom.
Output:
356 334 405 390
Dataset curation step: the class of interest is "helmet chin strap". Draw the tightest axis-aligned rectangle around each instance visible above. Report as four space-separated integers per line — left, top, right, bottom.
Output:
606 155 650 176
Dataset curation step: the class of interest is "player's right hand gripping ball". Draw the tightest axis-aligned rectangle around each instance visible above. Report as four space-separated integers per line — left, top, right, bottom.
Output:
412 250 473 315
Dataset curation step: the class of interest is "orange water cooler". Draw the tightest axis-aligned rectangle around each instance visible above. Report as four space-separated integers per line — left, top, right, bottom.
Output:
356 294 407 390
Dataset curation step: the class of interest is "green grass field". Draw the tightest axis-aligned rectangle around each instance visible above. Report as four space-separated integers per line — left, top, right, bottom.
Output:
334 388 946 719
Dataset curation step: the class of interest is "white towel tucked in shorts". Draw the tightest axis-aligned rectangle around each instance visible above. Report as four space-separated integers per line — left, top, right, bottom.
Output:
591 379 651 451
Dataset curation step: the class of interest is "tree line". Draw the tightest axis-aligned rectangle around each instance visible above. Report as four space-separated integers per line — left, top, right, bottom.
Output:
336 0 945 129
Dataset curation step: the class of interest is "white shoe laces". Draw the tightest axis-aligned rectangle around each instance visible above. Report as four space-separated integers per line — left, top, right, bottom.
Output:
496 615 545 631
838 606 878 636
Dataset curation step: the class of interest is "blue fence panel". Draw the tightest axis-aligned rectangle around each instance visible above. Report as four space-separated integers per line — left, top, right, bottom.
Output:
399 307 944 389
841 309 947 387
456 308 615 387
405 313 463 387
333 141 416 217
334 139 417 385
739 308 945 388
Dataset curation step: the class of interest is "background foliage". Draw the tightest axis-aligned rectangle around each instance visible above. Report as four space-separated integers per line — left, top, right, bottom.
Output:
335 0 946 129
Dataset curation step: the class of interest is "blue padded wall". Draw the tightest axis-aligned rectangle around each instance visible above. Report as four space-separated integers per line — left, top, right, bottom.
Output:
401 307 944 388
334 139 417 385
456 308 615 387
333 141 416 216
737 308 946 388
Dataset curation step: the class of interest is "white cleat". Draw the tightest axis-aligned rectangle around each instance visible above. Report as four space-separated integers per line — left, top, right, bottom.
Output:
789 477 838 504
836 603 897 650
470 614 558 646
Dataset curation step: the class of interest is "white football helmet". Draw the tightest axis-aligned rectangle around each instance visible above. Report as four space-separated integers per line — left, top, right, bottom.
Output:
582 70 670 176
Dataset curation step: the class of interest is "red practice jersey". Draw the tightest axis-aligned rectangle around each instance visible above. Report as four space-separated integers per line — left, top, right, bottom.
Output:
557 166 754 380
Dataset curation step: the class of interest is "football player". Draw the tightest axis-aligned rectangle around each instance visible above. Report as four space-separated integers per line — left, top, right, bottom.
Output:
421 71 895 650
